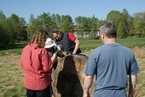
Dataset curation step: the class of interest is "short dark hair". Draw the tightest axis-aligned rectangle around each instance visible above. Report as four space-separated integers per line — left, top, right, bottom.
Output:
99 22 117 38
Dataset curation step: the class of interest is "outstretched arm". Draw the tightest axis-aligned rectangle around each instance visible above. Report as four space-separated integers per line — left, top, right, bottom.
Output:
73 38 80 54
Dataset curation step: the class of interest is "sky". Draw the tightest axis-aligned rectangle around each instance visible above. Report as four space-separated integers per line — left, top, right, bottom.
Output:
0 0 145 22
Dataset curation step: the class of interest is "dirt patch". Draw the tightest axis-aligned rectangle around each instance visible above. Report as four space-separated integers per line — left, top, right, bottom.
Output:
0 54 20 65
132 47 145 59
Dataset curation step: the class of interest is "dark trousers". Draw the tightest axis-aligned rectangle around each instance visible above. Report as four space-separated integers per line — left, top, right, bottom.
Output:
26 86 52 97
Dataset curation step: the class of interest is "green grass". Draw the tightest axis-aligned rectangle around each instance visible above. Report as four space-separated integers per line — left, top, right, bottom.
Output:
80 37 145 51
118 37 145 48
0 37 145 97
0 37 144 55
0 55 25 97
0 51 145 97
0 48 21 56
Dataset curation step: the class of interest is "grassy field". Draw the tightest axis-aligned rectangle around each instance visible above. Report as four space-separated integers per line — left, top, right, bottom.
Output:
0 37 145 97
80 37 145 50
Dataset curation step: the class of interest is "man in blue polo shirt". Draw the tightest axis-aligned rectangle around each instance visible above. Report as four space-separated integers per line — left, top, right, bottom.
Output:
83 22 139 97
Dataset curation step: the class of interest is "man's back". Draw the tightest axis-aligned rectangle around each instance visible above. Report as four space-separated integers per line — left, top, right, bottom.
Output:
83 22 139 97
85 43 139 90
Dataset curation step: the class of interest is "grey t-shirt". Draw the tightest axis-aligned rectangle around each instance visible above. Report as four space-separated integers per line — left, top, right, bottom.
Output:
85 43 139 90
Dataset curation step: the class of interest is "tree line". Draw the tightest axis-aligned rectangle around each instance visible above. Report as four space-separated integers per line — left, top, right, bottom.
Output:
0 9 145 48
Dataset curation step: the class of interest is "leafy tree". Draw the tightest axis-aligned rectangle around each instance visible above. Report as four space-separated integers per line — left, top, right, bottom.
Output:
7 14 27 41
0 11 11 48
107 10 121 26
59 15 73 32
75 16 99 39
117 20 126 38
133 12 145 37
51 14 61 29
75 16 90 38
27 13 56 39
107 10 129 38
0 27 10 48
89 16 99 39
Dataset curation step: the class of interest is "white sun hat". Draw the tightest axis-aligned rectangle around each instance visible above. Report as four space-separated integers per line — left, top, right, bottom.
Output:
44 38 56 48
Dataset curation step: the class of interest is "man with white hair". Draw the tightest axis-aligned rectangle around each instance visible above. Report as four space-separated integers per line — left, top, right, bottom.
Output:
83 22 139 97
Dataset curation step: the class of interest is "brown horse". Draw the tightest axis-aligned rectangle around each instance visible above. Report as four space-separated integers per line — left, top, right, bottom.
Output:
51 54 88 97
